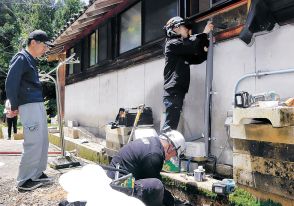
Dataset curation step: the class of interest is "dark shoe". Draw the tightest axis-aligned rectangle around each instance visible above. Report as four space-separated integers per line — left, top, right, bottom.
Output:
18 179 43 191
35 172 53 182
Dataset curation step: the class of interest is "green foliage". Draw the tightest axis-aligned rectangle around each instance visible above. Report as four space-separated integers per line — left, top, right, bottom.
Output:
0 0 84 103
44 99 57 117
53 0 85 33
0 103 4 122
229 188 282 206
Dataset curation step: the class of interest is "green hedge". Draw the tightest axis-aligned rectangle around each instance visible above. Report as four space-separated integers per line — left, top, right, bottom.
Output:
0 103 4 123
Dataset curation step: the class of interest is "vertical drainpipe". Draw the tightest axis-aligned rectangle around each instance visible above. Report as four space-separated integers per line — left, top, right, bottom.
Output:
204 29 214 157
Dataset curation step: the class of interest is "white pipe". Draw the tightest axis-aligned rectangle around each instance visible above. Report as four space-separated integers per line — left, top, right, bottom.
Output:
234 68 294 102
39 53 79 157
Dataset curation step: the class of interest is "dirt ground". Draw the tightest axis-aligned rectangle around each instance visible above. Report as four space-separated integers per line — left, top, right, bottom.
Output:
0 139 81 206
0 175 67 206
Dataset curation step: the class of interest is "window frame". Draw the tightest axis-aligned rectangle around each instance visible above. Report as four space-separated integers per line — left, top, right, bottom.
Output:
68 47 75 75
89 30 98 67
118 1 142 55
66 0 248 84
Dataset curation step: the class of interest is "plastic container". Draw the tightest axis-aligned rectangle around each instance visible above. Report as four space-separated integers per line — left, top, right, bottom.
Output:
194 165 205 182
134 126 157 140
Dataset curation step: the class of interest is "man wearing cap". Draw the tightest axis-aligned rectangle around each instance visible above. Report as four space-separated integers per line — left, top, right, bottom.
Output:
107 130 186 206
5 30 54 191
162 17 213 131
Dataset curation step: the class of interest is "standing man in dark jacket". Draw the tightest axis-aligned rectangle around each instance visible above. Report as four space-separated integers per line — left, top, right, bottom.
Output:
162 17 213 130
5 30 54 191
107 130 186 206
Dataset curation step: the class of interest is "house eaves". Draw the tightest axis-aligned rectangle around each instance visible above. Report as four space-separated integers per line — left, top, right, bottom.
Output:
48 0 136 56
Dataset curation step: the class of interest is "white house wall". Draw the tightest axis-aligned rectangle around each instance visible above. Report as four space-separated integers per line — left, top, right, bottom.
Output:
65 24 294 165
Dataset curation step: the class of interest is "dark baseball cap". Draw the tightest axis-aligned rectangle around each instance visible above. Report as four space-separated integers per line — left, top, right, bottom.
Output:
28 30 54 47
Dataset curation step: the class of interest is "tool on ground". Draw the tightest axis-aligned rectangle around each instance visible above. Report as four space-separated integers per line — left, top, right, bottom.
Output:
98 163 135 196
212 179 236 195
127 104 145 143
235 91 280 108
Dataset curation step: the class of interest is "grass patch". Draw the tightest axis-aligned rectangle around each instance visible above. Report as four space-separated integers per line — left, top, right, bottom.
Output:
229 188 282 206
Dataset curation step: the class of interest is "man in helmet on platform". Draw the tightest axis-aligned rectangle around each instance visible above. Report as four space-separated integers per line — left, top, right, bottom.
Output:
107 130 186 206
162 16 214 131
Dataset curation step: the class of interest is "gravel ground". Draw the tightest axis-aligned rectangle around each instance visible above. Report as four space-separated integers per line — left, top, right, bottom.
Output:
0 175 67 206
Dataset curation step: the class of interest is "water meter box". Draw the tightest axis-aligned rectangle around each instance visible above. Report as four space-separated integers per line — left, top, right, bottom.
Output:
118 107 153 127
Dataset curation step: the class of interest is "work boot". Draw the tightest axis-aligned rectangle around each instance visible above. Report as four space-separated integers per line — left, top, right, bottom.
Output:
17 179 43 191
35 172 53 182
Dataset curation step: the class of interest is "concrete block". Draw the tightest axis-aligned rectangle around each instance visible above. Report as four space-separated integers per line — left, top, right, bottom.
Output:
77 127 98 142
105 125 131 143
234 168 294 199
233 107 294 127
68 120 79 127
63 127 69 137
64 127 79 139
233 152 294 179
233 139 294 162
230 124 294 144
185 142 206 158
48 126 59 133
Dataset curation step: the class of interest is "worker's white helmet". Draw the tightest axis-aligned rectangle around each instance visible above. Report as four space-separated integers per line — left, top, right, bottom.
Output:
164 16 185 38
161 130 186 157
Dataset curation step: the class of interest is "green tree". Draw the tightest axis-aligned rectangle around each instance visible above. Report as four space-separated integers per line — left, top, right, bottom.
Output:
0 3 21 101
53 0 85 33
0 0 84 115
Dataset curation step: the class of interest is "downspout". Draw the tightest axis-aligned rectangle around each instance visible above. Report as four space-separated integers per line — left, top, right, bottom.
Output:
234 68 294 102
204 30 214 157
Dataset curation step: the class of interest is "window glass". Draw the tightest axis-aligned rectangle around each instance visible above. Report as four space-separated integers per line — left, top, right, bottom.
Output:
99 24 108 61
90 31 97 66
212 0 228 6
144 0 177 43
190 0 210 16
120 2 141 53
96 30 99 63
74 41 82 73
69 48 74 75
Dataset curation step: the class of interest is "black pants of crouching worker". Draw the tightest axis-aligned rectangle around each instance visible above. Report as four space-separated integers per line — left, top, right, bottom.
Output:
133 178 164 206
162 93 185 131
111 177 174 206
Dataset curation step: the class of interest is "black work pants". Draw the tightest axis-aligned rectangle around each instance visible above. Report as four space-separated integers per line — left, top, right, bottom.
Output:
134 178 164 206
162 93 185 130
7 116 17 138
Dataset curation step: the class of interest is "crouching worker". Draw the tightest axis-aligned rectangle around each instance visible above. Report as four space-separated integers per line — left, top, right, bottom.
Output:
107 130 186 206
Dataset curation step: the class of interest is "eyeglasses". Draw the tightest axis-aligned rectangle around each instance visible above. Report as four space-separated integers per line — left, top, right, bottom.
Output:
162 133 182 156
36 41 49 48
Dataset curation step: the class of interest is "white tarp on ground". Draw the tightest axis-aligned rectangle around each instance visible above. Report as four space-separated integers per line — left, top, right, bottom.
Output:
59 164 145 206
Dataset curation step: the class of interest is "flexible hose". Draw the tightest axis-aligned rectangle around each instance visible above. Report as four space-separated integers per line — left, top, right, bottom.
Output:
0 151 61 155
